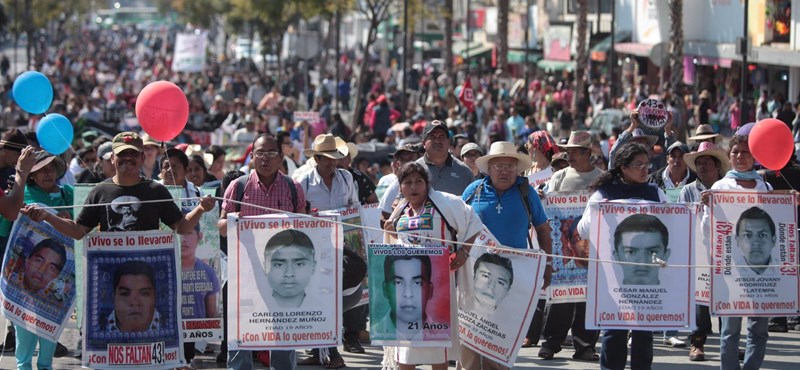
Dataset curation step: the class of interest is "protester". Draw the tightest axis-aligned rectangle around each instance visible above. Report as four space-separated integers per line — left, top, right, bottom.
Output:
578 142 669 370
383 162 484 370
460 143 483 179
461 141 553 368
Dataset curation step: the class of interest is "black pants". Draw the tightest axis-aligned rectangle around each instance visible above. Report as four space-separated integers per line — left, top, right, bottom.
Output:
689 305 712 345
542 302 599 354
220 282 228 355
525 299 547 343
343 305 368 344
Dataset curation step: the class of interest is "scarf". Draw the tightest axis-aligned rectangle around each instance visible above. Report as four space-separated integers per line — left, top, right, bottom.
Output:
723 170 762 181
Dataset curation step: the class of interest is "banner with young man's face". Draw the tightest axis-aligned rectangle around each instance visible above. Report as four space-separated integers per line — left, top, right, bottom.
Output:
367 244 451 347
227 214 342 351
709 191 799 316
83 230 183 370
457 232 544 368
543 191 591 303
586 201 695 330
1 213 75 342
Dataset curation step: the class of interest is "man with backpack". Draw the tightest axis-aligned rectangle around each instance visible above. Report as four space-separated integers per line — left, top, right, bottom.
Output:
218 133 306 370
460 141 553 369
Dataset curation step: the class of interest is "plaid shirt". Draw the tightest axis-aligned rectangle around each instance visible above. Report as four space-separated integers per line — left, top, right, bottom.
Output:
222 171 306 215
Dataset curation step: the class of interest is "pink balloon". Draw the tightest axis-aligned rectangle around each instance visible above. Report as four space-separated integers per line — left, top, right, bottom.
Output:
750 118 793 171
135 81 189 142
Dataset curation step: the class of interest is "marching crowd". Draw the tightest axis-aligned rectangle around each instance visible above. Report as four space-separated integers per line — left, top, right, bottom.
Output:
0 25 797 370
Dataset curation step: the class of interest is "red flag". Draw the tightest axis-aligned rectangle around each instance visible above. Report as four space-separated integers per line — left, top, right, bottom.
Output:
459 78 475 112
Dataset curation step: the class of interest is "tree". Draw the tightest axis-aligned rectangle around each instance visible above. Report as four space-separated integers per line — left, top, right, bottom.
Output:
496 0 509 74
669 0 687 142
351 0 392 128
154 0 229 29
574 0 588 116
442 0 454 84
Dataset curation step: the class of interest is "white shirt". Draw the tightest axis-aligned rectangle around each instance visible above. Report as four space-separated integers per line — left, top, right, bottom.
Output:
299 168 359 211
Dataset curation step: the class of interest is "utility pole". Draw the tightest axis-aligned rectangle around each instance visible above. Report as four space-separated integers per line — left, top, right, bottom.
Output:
402 0 409 120
740 0 749 125
524 0 531 100
334 9 340 114
609 0 616 99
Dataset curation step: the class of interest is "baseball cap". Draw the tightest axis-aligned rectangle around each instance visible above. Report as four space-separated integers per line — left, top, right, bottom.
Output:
97 141 113 160
422 120 449 140
111 132 144 155
460 143 482 158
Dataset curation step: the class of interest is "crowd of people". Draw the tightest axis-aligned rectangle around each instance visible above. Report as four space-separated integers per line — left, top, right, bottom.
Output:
0 24 796 370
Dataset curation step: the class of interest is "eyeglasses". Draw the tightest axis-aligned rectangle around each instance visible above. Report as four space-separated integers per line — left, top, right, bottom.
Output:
253 151 280 159
626 161 650 170
491 163 518 172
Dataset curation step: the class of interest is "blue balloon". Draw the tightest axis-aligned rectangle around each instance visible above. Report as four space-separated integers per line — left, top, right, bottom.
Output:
12 71 53 114
36 114 73 155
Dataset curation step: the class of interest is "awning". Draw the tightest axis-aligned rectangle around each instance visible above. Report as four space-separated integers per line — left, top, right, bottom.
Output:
453 41 495 58
590 31 632 62
508 50 542 64
613 42 655 57
536 59 576 72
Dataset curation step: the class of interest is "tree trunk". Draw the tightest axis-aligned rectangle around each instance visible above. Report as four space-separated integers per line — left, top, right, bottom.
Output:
352 22 379 129
443 0 454 84
496 0 509 74
24 0 31 70
575 0 588 115
669 0 687 140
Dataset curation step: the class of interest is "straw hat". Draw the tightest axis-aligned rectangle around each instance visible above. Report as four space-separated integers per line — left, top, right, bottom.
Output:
684 142 730 177
304 134 348 159
476 141 532 174
346 142 359 159
30 152 66 179
558 131 592 149
630 128 659 147
688 124 720 142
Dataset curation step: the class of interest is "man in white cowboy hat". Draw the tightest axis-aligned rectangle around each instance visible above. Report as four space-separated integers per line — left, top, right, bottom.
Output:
537 131 604 362
687 124 721 144
460 141 553 369
678 141 728 361
608 111 676 170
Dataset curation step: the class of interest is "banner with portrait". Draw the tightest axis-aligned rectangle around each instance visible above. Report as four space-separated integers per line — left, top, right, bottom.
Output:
709 191 799 316
83 231 183 370
692 203 711 306
367 244 451 347
0 213 75 342
322 205 369 308
586 201 695 330
457 236 544 367
543 191 590 303
228 214 342 351
359 203 385 306
72 184 95 326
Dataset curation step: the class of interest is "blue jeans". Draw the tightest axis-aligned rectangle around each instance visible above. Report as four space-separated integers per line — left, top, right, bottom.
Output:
228 350 295 370
14 324 56 370
720 317 768 370
600 330 653 370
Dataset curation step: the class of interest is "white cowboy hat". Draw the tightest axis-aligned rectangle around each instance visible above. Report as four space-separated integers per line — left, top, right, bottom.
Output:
558 130 593 150
684 141 730 177
346 142 359 159
476 141 532 174
687 124 720 142
304 134 348 159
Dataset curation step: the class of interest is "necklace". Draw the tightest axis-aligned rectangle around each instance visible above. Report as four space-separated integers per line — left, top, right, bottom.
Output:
495 200 503 214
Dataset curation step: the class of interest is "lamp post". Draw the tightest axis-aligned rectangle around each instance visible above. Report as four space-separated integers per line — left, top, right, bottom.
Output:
740 0 749 125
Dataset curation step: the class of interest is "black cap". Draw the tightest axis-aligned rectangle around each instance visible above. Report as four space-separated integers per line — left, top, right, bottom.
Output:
422 120 449 140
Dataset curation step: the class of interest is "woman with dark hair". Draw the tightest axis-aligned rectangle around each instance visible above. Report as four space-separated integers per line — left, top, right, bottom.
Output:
206 145 227 181
383 162 485 370
524 131 560 188
577 142 668 370
186 154 212 188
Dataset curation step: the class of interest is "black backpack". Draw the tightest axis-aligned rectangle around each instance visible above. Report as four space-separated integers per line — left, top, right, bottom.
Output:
233 174 298 212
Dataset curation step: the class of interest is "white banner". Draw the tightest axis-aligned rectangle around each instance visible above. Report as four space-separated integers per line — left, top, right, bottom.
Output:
0 213 76 342
709 191 799 316
543 192 590 303
458 234 544 367
693 203 711 305
586 201 695 330
172 32 207 72
82 231 184 370
228 214 342 350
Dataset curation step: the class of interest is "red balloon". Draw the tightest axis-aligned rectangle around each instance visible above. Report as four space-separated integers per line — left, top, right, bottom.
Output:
750 118 793 171
135 81 189 142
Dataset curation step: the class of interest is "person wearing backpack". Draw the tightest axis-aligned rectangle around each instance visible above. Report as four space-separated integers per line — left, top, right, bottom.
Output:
460 141 554 369
217 133 306 370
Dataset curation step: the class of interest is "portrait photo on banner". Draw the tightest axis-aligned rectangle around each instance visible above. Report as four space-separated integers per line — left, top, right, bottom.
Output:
84 231 182 369
229 214 341 350
543 191 590 303
709 190 799 316
367 244 451 347
587 201 695 330
1 213 75 341
457 242 543 368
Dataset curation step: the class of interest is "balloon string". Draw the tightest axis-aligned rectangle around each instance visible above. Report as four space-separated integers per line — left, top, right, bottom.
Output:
34 195 800 270
777 170 798 191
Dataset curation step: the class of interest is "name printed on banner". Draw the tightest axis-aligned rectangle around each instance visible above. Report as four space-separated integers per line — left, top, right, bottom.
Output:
458 315 509 357
238 219 335 231
100 342 174 365
87 234 174 247
2 301 57 334
696 272 710 300
182 319 221 339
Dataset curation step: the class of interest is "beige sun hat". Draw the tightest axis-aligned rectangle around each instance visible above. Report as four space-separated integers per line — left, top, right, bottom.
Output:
684 141 730 177
304 134 348 159
346 142 359 159
558 131 593 149
475 141 533 174
687 124 720 142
